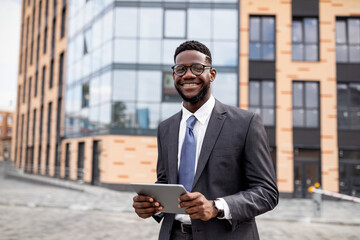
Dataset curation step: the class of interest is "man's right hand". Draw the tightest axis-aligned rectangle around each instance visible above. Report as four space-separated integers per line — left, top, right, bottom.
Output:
132 195 163 219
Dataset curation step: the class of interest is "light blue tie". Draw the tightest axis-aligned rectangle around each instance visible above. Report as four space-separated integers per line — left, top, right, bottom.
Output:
178 115 197 192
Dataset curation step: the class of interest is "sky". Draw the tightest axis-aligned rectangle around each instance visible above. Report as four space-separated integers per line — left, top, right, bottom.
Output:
0 0 21 111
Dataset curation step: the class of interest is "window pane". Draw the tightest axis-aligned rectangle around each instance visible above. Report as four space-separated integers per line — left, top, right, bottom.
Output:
348 19 360 44
102 9 113 43
292 21 303 43
92 18 102 49
164 10 186 38
250 17 260 41
100 71 112 104
73 84 82 112
306 109 318 127
262 108 275 126
89 76 101 107
292 43 304 61
139 8 163 38
115 8 137 37
262 81 274 107
161 103 180 121
336 44 348 62
262 43 275 60
99 102 111 129
337 83 348 107
249 43 261 60
213 41 237 66
163 39 185 65
137 71 162 102
136 103 160 129
305 44 318 61
101 41 112 68
89 105 99 131
293 82 303 107
349 83 360 108
187 9 211 39
113 70 136 101
305 82 318 108
336 20 346 44
349 45 360 63
338 110 349 129
262 17 274 42
304 18 318 43
293 109 304 127
249 81 260 105
213 9 237 40
139 39 161 64
212 73 237 106
114 39 137 63
112 102 136 129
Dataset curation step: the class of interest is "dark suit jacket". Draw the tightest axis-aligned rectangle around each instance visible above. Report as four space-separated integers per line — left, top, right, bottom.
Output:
154 99 278 240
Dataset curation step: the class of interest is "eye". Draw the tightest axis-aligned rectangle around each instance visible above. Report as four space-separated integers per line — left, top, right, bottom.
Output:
175 65 186 73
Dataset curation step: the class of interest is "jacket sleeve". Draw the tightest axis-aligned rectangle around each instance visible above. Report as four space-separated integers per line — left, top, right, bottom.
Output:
223 113 278 227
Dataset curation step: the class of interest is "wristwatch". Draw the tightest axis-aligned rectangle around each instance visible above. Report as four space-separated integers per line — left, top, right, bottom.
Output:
214 199 224 218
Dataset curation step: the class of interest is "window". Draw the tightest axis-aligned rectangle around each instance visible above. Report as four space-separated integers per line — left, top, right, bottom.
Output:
7 116 12 124
7 128 11 136
337 83 360 129
249 80 275 126
339 149 360 197
43 27 47 53
0 115 3 123
336 18 360 63
61 6 66 38
249 16 275 61
82 83 90 108
162 72 181 102
164 9 186 39
292 18 319 61
293 82 319 128
49 59 54 88
83 28 91 55
35 71 38 97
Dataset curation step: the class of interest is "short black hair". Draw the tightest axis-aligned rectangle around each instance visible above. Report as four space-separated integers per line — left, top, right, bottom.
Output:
174 40 212 65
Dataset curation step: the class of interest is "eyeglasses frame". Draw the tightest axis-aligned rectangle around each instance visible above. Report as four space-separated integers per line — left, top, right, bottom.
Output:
171 63 212 77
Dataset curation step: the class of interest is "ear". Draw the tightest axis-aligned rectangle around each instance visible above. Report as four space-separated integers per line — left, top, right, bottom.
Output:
210 68 216 82
172 71 176 80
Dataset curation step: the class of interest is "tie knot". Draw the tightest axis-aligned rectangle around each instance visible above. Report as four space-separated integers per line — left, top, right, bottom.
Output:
186 115 197 130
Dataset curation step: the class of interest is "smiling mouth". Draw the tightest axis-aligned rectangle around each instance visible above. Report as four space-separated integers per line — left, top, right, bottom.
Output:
182 83 199 87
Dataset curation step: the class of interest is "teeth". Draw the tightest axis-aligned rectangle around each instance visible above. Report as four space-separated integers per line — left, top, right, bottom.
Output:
183 83 197 86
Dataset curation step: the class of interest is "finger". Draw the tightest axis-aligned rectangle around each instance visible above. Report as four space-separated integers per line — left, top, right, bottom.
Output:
136 206 158 215
133 201 154 209
133 195 154 202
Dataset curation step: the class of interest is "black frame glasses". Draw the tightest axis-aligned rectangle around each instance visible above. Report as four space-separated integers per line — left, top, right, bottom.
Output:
172 63 212 77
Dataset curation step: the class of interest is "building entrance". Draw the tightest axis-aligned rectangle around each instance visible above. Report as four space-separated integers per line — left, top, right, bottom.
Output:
294 148 320 198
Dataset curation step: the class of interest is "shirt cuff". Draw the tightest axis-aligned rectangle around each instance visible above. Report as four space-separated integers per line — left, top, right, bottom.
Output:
217 198 232 220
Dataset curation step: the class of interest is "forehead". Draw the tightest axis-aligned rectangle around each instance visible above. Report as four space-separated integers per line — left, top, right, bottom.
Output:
175 50 207 65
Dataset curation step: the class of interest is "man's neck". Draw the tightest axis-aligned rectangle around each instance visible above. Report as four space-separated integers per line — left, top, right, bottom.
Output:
182 95 211 113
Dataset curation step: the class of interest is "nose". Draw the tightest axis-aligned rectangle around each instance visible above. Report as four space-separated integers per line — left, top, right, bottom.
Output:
182 66 196 78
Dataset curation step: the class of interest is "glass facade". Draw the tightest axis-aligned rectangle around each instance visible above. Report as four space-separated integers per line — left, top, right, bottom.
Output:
65 0 239 137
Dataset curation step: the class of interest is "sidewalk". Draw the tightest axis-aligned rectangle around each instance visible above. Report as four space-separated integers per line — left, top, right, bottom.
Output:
2 162 360 226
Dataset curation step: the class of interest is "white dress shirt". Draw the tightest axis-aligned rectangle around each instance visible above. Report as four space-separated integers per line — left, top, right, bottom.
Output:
175 95 232 224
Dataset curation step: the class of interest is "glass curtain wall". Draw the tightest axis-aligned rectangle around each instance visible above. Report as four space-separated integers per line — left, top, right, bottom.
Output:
65 0 239 137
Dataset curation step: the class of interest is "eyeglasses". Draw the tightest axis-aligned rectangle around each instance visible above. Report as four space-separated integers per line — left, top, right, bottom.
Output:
171 63 212 77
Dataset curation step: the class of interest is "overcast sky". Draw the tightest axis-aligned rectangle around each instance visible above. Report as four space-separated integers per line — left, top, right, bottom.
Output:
0 0 21 111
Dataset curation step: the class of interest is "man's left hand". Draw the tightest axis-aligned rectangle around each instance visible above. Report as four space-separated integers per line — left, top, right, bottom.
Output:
178 192 217 221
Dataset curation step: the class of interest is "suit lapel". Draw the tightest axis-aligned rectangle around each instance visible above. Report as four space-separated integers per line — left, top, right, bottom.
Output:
192 100 227 189
167 111 182 184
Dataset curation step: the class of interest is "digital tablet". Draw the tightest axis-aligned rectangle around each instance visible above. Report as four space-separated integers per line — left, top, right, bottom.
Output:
131 183 187 214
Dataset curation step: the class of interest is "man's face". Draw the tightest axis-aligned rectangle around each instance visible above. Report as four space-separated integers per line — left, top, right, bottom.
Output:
173 50 216 104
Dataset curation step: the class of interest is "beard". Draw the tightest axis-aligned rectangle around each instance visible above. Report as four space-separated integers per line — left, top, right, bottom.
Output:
175 80 211 104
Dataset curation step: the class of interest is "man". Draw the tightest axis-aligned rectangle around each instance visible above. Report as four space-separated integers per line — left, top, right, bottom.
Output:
133 40 278 240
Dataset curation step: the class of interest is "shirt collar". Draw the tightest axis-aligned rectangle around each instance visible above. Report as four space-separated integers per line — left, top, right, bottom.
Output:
181 95 215 125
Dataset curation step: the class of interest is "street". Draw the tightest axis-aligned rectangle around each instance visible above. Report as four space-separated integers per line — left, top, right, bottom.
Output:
1 164 360 240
